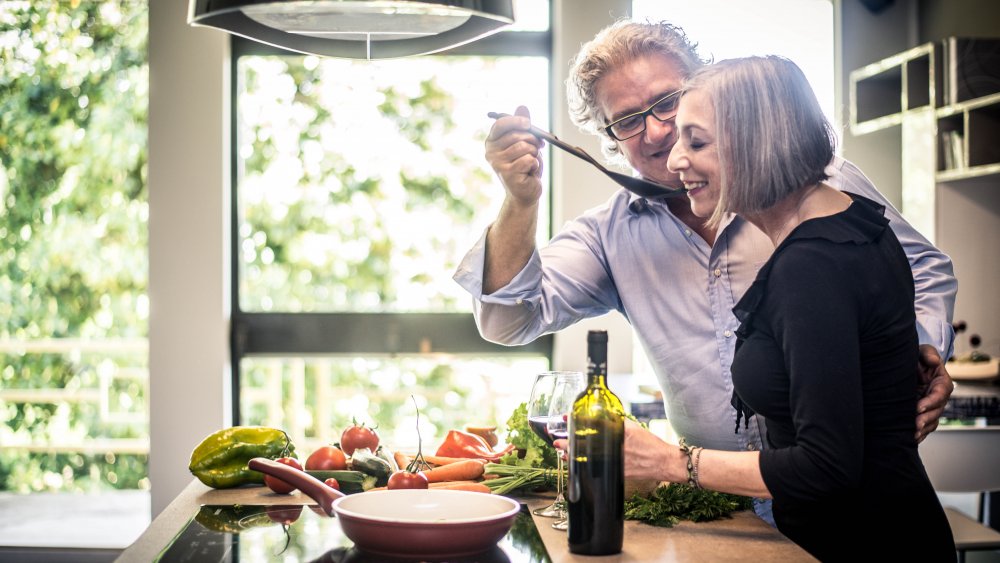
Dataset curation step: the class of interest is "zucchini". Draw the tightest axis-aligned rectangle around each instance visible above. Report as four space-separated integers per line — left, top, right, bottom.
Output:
351 447 392 486
375 445 399 473
305 470 375 494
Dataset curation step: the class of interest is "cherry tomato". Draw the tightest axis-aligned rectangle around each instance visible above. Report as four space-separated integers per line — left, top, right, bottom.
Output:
266 505 302 525
305 445 348 471
340 423 379 456
387 470 428 490
263 457 302 494
324 477 341 491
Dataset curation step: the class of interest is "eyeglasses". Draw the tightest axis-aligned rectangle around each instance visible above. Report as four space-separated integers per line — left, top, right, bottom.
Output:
604 90 682 141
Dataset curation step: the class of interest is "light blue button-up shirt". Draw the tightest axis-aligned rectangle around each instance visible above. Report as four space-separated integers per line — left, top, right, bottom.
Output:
454 157 957 452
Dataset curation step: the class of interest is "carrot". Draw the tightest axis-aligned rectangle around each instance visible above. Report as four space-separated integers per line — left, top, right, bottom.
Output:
409 454 489 466
394 451 410 470
419 459 486 483
429 481 492 493
366 481 487 493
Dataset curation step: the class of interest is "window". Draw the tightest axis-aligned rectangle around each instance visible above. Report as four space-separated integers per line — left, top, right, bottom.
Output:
0 1 149 496
232 1 553 449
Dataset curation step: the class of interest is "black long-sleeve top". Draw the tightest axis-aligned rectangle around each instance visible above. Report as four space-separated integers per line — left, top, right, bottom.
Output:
731 193 954 561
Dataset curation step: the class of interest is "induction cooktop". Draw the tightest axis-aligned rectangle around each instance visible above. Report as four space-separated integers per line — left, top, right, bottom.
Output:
155 502 551 563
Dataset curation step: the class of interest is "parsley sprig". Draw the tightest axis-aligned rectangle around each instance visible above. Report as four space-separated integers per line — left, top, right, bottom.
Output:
624 483 754 527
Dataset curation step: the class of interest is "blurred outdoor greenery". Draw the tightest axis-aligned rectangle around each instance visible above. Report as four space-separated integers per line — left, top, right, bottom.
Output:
1 2 549 492
0 0 149 493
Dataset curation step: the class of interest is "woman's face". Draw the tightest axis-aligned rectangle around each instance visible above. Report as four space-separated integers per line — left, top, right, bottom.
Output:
666 88 720 219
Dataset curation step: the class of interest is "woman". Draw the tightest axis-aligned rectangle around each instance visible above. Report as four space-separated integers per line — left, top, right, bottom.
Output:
638 56 954 560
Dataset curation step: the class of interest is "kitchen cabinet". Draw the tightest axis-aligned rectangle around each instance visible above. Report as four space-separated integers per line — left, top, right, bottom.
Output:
849 38 1000 359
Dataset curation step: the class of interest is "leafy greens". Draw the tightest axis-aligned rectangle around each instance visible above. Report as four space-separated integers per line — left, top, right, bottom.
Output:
625 483 754 527
499 402 557 469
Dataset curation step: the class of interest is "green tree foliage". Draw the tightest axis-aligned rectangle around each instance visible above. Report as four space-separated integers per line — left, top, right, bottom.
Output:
0 1 149 492
234 55 545 445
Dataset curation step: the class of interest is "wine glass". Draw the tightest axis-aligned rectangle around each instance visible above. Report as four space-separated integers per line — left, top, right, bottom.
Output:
527 371 583 518
546 375 583 531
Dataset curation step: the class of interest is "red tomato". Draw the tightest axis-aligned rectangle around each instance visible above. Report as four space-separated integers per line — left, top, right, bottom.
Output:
324 477 340 491
266 505 302 525
305 445 347 471
264 457 302 494
387 471 428 490
340 423 379 456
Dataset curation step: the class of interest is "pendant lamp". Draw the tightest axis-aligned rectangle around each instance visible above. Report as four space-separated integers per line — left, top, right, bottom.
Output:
188 1 515 60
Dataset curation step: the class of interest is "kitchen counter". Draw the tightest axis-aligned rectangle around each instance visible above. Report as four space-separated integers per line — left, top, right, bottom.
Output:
117 480 815 562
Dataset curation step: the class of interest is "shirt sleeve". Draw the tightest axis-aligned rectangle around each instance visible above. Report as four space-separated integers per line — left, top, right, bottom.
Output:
757 244 867 503
826 157 957 360
452 212 621 345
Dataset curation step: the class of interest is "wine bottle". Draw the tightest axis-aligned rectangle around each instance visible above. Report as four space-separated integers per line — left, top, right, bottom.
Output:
567 330 624 555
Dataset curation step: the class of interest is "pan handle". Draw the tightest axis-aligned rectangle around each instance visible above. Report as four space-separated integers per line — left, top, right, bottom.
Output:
248 457 344 517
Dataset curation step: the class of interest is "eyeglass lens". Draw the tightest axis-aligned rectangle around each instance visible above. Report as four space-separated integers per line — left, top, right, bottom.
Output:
608 92 680 141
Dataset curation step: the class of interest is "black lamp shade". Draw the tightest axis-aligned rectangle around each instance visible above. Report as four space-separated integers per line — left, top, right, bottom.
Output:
188 0 515 59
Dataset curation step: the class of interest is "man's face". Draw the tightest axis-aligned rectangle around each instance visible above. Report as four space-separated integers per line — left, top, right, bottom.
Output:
594 54 686 188
666 88 720 219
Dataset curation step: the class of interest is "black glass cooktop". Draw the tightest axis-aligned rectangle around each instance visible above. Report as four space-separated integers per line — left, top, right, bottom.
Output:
155 503 551 563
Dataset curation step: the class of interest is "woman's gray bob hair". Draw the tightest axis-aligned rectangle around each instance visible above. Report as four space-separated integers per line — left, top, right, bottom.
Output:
684 56 836 228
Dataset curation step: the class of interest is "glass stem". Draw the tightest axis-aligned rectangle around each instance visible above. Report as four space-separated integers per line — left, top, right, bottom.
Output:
556 456 564 501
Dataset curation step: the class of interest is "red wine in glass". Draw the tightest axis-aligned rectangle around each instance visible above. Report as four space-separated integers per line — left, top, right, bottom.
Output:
528 415 557 447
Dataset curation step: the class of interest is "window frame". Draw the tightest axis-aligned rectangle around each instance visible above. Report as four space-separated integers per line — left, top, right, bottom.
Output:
228 20 555 424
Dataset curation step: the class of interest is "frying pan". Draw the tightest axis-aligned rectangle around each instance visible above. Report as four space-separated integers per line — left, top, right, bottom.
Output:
248 458 520 559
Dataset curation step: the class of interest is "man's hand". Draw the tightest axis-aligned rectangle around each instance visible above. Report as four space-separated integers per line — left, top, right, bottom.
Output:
915 344 955 443
485 106 545 206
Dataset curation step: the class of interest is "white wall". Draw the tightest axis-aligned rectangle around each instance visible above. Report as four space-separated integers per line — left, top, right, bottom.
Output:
551 0 635 375
148 0 231 517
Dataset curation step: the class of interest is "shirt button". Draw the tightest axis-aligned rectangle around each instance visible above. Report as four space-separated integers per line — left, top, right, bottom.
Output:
724 330 732 338
713 268 722 277
747 443 756 451
684 229 692 237
515 298 523 305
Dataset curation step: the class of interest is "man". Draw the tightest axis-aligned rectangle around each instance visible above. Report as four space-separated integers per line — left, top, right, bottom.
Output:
453 19 956 505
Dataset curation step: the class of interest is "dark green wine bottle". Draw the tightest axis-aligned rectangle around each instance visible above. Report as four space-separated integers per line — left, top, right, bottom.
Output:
567 330 624 555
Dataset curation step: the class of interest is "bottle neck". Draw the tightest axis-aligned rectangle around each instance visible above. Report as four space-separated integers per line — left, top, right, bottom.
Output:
587 370 607 388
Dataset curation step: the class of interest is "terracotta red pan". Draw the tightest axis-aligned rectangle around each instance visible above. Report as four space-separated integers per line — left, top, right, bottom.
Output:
248 457 520 559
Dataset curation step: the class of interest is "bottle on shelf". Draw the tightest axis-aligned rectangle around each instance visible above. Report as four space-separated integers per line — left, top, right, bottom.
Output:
567 330 625 555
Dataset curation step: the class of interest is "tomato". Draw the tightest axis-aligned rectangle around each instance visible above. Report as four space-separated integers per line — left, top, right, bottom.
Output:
340 423 379 456
305 445 347 471
387 470 428 490
324 477 340 491
263 457 302 494
266 505 302 525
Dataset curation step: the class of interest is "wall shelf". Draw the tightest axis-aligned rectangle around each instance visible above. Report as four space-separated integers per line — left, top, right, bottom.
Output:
853 39 1000 181
850 37 1000 362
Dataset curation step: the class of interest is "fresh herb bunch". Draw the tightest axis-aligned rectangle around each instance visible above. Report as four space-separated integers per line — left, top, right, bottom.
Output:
499 402 557 469
483 463 562 495
624 483 754 528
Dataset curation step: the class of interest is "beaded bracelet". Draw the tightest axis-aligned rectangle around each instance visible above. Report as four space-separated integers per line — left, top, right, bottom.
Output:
678 438 699 489
691 446 703 489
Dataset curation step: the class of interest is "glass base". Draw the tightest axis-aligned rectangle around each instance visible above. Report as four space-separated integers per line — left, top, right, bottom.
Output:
532 502 561 518
552 517 568 531
532 495 566 518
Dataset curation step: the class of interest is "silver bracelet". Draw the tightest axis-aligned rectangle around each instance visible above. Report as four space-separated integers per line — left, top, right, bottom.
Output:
691 446 703 489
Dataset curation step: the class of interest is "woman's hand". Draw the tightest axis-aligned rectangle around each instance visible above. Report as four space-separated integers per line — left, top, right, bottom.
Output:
554 421 688 483
623 420 687 483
